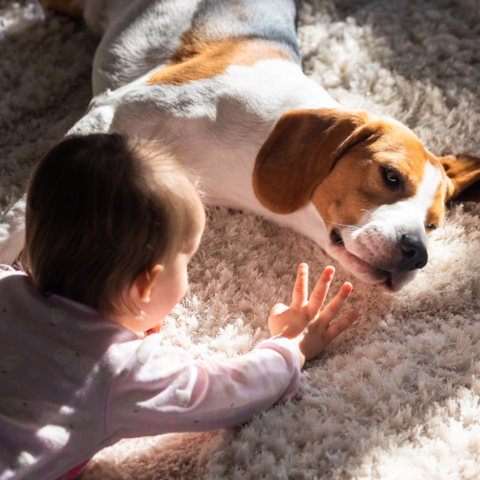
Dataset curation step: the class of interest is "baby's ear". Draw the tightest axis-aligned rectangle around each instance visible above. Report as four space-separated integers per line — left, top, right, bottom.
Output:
439 154 480 203
134 265 164 302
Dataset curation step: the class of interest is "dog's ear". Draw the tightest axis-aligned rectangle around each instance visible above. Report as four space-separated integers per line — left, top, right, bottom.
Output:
252 108 376 214
439 154 480 203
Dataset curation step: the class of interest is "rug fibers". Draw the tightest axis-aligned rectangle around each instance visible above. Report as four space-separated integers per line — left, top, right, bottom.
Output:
0 0 480 478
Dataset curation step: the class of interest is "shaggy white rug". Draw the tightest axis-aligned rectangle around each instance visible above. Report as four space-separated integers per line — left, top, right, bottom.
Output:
1 0 480 478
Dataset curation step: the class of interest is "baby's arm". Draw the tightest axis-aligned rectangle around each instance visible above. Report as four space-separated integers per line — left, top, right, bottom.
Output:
105 335 301 437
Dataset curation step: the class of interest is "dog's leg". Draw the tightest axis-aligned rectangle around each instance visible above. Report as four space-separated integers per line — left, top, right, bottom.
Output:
67 101 115 136
0 196 26 266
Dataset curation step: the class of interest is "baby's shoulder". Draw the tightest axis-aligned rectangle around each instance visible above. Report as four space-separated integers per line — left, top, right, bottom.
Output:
0 267 32 296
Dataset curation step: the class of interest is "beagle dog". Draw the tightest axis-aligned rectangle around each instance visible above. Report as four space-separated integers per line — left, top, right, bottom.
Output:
2 0 480 292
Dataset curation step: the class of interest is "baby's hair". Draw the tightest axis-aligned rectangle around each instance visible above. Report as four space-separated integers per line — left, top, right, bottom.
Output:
23 133 204 316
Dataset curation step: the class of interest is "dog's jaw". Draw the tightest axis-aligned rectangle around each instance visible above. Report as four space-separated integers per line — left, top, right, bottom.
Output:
326 230 417 292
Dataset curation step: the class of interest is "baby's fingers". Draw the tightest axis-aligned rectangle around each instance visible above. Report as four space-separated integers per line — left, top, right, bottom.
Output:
291 263 309 309
319 282 353 325
325 310 358 342
307 266 335 318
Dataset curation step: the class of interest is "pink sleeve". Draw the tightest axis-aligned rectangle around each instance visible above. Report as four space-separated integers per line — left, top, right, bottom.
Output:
105 335 301 437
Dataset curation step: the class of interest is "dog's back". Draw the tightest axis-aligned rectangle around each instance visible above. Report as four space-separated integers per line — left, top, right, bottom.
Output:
86 0 299 95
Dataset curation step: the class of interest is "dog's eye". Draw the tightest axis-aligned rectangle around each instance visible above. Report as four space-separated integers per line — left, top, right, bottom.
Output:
381 166 402 189
426 224 436 231
385 169 400 184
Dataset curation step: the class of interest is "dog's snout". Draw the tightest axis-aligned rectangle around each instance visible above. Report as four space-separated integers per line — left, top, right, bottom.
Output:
400 234 428 270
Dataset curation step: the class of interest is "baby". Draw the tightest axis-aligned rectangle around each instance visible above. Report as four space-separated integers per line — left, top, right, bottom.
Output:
0 134 358 480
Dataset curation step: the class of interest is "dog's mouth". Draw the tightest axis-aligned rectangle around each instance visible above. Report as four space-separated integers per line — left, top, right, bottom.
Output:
330 228 345 247
382 271 394 291
329 229 395 291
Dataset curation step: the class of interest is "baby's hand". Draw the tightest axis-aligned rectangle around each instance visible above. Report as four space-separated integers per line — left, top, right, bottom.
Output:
269 264 358 367
137 320 165 339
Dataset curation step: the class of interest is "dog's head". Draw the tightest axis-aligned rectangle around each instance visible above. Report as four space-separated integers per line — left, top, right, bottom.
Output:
253 108 480 291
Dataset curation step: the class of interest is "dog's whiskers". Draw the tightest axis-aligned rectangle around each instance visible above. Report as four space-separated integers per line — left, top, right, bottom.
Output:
360 208 375 218
357 231 383 246
328 221 360 231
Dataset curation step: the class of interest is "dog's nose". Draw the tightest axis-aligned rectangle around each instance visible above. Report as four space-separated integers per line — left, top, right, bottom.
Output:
400 234 428 270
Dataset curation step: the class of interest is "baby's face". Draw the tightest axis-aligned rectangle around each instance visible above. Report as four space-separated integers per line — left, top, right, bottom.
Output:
110 195 206 335
115 231 203 335
120 199 206 335
143 229 203 329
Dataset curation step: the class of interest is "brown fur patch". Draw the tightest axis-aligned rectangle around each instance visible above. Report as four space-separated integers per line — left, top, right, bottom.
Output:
310 121 428 230
425 185 446 229
253 109 432 224
424 152 449 228
147 38 289 86
253 109 372 215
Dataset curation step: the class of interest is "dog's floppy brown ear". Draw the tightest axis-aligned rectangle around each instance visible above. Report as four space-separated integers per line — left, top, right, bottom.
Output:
439 154 480 203
252 108 374 214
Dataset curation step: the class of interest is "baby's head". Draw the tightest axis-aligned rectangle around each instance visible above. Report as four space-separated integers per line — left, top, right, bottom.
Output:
24 133 205 326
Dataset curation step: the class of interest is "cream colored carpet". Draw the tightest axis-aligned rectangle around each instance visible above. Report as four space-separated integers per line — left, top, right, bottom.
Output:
1 0 480 478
